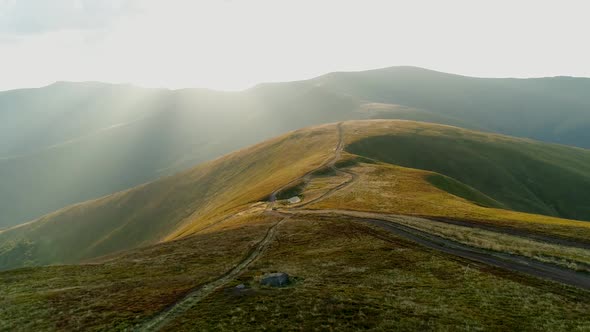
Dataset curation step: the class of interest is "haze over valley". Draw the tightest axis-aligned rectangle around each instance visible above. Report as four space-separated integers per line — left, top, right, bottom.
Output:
2 1 590 331
2 67 590 229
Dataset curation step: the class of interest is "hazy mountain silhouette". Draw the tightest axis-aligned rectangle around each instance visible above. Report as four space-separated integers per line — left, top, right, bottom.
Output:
1 67 589 228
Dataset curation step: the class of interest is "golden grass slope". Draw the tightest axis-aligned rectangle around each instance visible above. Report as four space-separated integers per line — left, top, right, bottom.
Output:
2 120 590 330
305 120 590 242
163 215 590 331
2 119 590 271
342 120 590 220
0 213 279 331
0 123 339 270
306 159 590 241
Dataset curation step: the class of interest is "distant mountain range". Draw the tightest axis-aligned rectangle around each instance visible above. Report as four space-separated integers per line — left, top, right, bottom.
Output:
1 66 589 228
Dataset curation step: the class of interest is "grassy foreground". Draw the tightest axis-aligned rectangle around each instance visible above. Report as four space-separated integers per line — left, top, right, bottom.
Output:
0 214 276 331
2 214 589 331
162 216 590 331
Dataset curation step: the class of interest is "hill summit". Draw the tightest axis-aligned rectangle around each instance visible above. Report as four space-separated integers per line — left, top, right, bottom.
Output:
2 120 590 330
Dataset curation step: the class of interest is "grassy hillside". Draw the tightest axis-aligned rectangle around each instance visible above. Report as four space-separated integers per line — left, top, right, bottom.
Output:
344 120 590 221
0 83 362 228
3 67 590 228
313 66 590 148
3 120 590 272
0 124 339 270
162 215 590 331
2 120 590 330
0 213 278 331
307 158 590 243
2 212 590 331
426 174 506 208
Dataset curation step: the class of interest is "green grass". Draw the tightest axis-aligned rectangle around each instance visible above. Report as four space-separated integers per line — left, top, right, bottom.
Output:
3 213 590 331
161 216 590 331
6 214 590 331
0 124 339 270
0 214 277 331
307 160 590 243
274 181 306 200
311 165 338 176
344 120 590 221
4 67 590 230
383 214 590 272
3 119 590 330
4 119 590 271
427 174 505 208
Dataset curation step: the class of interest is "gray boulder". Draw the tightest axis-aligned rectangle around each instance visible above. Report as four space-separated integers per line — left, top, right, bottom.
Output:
260 272 290 287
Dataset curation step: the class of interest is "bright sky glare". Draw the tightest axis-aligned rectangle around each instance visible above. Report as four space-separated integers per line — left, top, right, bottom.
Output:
0 0 589 91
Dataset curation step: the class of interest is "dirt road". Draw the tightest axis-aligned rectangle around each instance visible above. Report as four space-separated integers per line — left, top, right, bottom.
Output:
425 216 590 250
139 124 348 331
282 209 590 290
140 120 589 331
137 217 289 331
269 122 347 206
282 207 590 289
272 122 590 290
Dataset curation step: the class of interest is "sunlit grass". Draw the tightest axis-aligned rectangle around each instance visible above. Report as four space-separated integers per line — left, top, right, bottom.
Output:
384 215 590 272
343 120 590 221
162 216 590 331
165 123 339 239
307 161 590 242
0 214 278 331
0 123 339 270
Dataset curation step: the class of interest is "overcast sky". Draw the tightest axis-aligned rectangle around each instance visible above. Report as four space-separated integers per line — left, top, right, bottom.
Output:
0 0 589 91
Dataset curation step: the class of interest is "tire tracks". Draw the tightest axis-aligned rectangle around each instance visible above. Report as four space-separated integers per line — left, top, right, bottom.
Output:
271 123 590 290
269 122 348 207
140 119 590 331
280 209 590 290
363 217 590 290
139 123 348 331
136 217 289 331
294 123 358 208
424 216 590 250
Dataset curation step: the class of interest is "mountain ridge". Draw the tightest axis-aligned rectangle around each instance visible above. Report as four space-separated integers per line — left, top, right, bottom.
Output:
2 67 590 228
2 120 590 272
3 65 589 95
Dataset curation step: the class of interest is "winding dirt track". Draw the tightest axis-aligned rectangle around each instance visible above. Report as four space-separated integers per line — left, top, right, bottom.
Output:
425 216 590 250
295 124 358 208
278 122 590 290
279 209 590 290
140 121 590 330
269 122 349 206
363 217 590 289
137 217 289 331
138 123 346 331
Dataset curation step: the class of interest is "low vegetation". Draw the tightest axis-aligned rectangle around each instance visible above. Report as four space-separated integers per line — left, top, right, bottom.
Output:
344 120 590 221
4 67 590 229
0 124 339 270
427 174 505 208
4 120 590 271
384 215 590 272
2 120 590 330
274 181 306 200
162 216 590 331
0 214 277 331
307 161 590 243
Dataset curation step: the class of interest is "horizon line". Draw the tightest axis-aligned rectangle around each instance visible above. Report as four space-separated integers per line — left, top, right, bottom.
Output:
1 65 588 94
